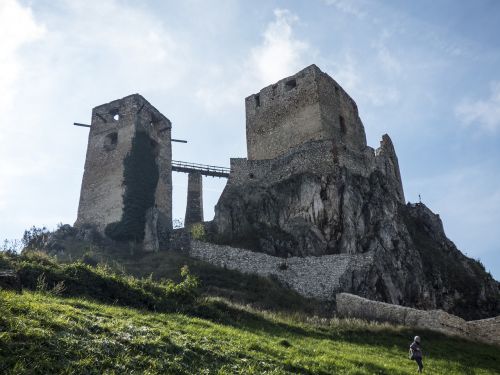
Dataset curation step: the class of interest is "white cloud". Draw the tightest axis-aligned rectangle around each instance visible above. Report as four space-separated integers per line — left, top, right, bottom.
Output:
372 30 402 76
0 0 45 113
455 81 500 132
0 0 46 212
249 9 309 85
328 54 400 107
195 8 311 111
0 0 191 239
324 0 366 19
50 0 188 93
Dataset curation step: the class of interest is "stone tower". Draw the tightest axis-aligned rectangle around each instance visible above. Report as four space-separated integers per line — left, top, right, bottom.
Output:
75 94 172 249
245 64 367 161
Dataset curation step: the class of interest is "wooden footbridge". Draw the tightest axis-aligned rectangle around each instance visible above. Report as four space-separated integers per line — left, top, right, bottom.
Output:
172 160 230 178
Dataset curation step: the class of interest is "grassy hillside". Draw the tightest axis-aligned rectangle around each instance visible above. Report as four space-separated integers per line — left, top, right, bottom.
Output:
1 250 499 374
1 290 499 374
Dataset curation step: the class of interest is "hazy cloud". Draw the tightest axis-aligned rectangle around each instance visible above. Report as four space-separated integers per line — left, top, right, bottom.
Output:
249 9 309 85
0 0 190 237
328 53 400 108
0 0 45 113
196 8 310 111
455 81 500 132
324 0 366 19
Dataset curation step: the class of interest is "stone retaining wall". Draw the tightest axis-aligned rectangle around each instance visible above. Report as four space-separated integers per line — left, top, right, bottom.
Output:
189 240 373 300
336 293 500 346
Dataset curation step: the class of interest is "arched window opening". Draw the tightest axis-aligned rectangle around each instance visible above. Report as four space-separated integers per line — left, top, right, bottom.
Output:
104 132 118 151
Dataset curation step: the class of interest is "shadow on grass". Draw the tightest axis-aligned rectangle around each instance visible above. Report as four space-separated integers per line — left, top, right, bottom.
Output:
117 249 333 317
191 299 500 374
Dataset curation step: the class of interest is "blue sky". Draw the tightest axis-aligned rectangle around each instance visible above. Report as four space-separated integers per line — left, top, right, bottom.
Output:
1 0 499 279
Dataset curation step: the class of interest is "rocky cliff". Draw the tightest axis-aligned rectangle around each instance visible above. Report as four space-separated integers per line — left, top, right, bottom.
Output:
210 65 500 320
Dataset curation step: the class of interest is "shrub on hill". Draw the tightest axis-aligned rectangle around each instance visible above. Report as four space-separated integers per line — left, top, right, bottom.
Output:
0 250 199 312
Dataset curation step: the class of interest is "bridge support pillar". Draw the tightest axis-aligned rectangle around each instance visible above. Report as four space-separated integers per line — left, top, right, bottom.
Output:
184 172 203 226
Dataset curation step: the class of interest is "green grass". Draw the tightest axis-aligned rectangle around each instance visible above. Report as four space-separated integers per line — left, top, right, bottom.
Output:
1 290 499 374
2 249 498 374
0 250 199 313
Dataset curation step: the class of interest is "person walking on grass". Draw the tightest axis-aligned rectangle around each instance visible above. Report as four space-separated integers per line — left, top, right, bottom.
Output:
409 335 424 373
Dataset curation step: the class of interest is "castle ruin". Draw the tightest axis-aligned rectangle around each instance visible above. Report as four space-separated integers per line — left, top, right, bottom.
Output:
214 65 405 256
74 65 500 320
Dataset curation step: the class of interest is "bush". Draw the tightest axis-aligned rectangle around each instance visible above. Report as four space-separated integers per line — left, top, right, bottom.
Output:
22 226 50 250
81 251 99 267
190 223 206 241
8 250 199 312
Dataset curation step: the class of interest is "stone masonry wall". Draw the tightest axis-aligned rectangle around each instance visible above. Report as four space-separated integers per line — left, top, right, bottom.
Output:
245 64 367 161
227 138 402 193
336 293 500 346
189 240 374 299
184 172 203 226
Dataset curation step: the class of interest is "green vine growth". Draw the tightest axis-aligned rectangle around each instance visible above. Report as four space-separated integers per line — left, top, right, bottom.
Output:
105 130 159 242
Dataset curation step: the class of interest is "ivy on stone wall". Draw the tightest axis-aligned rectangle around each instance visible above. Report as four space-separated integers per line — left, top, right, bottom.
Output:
105 130 159 242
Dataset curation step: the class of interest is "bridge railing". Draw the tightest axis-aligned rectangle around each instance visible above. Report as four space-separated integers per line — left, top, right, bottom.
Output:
172 160 230 178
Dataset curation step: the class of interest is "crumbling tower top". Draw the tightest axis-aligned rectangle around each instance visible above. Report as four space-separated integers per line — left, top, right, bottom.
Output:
245 64 367 160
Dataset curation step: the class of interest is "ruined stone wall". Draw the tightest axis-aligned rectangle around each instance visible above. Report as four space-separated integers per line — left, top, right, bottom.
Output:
245 64 367 161
75 94 172 239
466 316 500 346
229 137 401 187
336 293 500 346
189 240 374 299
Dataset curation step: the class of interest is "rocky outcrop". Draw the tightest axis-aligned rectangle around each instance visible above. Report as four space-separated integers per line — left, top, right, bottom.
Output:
211 65 500 320
212 147 500 319
336 293 500 346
